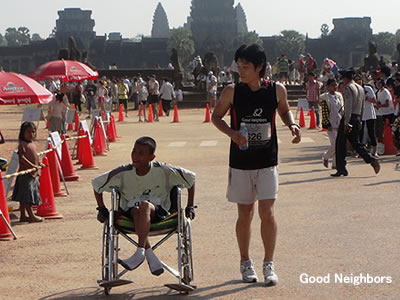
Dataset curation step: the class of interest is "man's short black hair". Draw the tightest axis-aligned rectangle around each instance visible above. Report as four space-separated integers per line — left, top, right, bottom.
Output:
339 69 354 80
135 136 156 154
235 44 266 78
326 78 337 86
307 72 315 77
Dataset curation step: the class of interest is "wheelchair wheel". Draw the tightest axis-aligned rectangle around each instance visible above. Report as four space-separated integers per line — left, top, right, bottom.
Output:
101 219 119 295
181 219 194 285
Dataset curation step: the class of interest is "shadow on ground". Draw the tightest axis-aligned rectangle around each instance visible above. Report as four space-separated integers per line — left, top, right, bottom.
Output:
38 280 273 300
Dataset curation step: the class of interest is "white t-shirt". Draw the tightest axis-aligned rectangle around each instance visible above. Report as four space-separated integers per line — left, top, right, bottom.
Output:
92 161 196 212
362 85 376 120
159 82 175 100
376 88 394 116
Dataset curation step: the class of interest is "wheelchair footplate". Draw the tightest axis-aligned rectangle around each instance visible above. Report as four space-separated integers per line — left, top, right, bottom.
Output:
165 283 197 293
98 279 133 288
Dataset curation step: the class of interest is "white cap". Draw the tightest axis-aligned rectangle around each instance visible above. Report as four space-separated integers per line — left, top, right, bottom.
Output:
208 71 213 75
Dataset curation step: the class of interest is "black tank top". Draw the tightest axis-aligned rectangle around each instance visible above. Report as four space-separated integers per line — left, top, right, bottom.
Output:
229 80 278 170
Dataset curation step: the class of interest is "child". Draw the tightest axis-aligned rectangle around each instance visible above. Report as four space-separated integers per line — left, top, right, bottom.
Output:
11 122 43 223
137 81 148 122
96 81 107 113
92 136 196 276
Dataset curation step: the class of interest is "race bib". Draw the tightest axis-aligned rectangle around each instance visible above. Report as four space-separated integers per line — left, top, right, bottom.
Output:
246 123 271 147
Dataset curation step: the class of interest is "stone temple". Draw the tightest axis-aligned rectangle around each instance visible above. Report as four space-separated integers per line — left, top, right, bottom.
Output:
0 2 379 74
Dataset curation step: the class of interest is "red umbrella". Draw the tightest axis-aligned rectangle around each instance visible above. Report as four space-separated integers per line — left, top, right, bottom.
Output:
30 59 98 82
0 72 53 105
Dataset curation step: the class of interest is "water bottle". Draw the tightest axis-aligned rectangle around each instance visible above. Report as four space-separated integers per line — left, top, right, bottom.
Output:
239 122 248 150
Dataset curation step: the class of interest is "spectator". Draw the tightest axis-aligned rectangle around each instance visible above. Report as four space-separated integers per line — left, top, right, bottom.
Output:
320 79 343 169
159 78 175 116
305 72 322 127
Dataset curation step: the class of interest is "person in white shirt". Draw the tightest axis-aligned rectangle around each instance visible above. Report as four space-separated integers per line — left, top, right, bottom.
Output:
148 75 160 121
375 78 395 147
93 136 196 276
320 79 343 169
207 71 218 113
159 78 176 116
356 75 378 157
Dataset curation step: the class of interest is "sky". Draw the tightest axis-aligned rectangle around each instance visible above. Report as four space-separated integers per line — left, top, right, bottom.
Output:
0 0 399 39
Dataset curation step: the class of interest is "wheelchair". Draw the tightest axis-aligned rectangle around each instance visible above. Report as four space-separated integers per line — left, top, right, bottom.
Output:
97 186 196 295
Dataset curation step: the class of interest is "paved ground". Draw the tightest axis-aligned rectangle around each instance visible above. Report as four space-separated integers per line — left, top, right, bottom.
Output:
0 106 399 299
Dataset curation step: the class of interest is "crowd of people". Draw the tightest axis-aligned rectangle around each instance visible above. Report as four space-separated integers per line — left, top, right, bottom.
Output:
304 66 400 173
45 74 184 132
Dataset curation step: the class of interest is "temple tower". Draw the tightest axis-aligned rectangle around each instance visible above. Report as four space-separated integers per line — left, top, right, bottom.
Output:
56 8 95 50
151 2 170 38
235 3 248 34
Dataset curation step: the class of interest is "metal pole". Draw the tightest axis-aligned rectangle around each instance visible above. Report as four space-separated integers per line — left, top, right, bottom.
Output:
0 209 17 240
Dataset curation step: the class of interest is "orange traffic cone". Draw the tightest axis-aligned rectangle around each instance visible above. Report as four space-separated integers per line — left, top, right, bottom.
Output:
106 119 116 142
111 115 118 139
118 104 124 122
172 105 180 123
94 122 106 156
299 107 306 128
74 110 80 131
147 105 154 123
158 101 164 117
0 171 13 241
204 104 211 123
46 144 67 197
37 157 63 219
308 107 317 129
383 119 397 155
79 134 98 169
60 135 80 181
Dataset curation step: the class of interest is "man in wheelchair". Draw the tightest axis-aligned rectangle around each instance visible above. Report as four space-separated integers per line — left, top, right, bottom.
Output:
92 136 196 276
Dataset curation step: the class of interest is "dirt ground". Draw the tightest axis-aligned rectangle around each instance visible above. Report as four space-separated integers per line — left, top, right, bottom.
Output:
0 105 399 300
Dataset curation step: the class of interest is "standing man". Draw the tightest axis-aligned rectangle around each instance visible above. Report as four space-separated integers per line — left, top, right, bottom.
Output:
148 75 160 122
85 80 97 119
159 78 175 116
212 44 301 286
207 71 218 113
305 72 322 127
117 78 129 117
278 55 289 84
332 70 380 177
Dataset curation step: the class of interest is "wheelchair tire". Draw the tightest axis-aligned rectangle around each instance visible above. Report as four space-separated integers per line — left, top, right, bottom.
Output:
182 219 194 285
101 221 110 282
101 218 119 295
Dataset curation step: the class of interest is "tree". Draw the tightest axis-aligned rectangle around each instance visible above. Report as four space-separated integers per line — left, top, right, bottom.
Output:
373 32 396 56
5 27 20 46
48 27 57 39
234 31 262 49
320 24 329 37
31 33 43 42
17 27 30 45
0 33 3 45
275 30 305 60
167 27 195 64
396 29 400 44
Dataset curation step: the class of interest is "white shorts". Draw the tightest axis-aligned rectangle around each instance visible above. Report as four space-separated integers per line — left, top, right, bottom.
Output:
227 166 278 204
